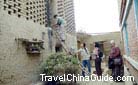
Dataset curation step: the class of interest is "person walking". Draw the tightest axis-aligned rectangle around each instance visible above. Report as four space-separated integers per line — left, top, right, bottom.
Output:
77 43 91 77
93 42 103 76
53 14 66 42
108 40 124 82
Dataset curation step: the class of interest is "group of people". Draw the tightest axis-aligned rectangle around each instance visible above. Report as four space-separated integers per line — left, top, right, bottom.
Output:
53 14 124 82
77 40 124 82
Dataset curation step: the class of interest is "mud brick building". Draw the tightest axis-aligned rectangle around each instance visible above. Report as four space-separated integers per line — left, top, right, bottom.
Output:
77 31 124 61
0 0 77 85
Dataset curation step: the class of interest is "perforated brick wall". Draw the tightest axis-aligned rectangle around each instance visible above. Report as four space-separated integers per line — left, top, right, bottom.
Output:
2 0 48 26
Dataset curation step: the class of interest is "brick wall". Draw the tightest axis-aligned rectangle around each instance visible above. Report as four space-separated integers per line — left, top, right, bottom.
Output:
121 1 138 84
126 1 138 61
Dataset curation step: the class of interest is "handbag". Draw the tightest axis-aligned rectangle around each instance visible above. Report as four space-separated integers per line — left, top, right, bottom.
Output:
114 57 122 65
108 58 114 69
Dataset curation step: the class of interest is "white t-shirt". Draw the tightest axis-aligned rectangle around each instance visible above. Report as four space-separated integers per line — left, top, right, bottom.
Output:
78 48 90 60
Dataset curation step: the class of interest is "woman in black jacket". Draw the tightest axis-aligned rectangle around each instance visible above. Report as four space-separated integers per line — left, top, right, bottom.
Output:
93 42 103 76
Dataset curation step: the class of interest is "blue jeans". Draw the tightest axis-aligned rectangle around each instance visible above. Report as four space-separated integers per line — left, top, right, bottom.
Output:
82 60 91 77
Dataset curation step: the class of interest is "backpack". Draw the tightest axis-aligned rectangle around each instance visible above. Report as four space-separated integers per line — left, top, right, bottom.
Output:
97 49 103 58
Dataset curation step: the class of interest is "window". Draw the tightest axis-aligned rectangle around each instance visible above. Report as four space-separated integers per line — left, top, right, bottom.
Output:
123 23 130 56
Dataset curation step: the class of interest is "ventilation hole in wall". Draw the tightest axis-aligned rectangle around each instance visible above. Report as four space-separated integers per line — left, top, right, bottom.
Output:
8 11 11 15
13 10 16 13
26 2 29 5
30 2 32 5
34 20 36 22
26 7 29 10
43 21 45 24
4 6 7 10
18 9 21 12
18 14 21 17
33 6 35 8
26 17 29 20
18 3 21 6
40 23 42 25
30 11 32 14
13 0 16 2
34 16 36 18
14 4 16 7
30 16 32 19
4 0 6 4
26 12 29 15
8 5 12 9
33 11 35 13
30 7 32 9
